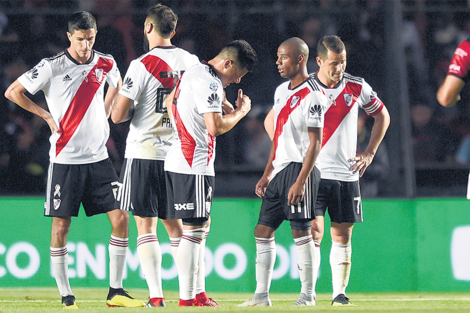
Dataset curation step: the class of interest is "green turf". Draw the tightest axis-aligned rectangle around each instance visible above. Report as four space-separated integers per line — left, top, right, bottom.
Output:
1 288 470 312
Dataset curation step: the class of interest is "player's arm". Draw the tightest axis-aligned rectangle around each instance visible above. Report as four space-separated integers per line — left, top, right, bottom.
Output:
111 93 133 124
204 89 251 137
105 77 122 119
349 105 390 177
5 79 58 133
264 108 275 141
437 74 465 108
287 126 322 206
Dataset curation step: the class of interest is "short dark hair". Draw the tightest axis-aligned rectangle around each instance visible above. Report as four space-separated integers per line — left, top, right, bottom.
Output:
220 40 258 72
147 4 178 38
68 11 97 34
317 35 345 60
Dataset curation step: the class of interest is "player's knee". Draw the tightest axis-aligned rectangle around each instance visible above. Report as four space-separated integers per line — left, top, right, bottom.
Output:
254 224 275 238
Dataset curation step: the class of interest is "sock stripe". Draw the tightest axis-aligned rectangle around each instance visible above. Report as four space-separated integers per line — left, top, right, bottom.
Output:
170 238 181 247
256 237 275 245
137 234 159 247
295 237 313 246
182 235 203 244
50 247 67 257
110 237 129 247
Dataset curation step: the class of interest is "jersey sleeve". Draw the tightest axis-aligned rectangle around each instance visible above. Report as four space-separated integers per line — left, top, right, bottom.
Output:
118 59 145 101
448 39 470 80
194 73 223 114
106 58 121 89
358 79 384 116
306 90 327 128
17 59 52 95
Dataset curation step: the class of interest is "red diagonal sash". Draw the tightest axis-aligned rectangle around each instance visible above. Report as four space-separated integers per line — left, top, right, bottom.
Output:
322 82 361 148
56 58 114 156
273 87 310 161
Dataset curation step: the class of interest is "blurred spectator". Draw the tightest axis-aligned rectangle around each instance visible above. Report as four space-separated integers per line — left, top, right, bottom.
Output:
243 107 272 170
411 104 453 163
357 111 389 198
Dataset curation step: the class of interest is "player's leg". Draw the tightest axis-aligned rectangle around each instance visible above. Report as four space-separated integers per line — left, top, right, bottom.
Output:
292 226 316 306
239 173 286 307
135 216 165 307
45 162 82 309
85 159 143 308
161 218 182 261
194 217 219 306
329 180 361 307
330 222 355 306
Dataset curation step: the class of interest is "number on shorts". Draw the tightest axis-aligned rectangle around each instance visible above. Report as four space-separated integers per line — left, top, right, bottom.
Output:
354 196 362 215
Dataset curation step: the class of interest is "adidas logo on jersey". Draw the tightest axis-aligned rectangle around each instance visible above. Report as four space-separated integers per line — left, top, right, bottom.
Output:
124 77 133 89
63 74 72 82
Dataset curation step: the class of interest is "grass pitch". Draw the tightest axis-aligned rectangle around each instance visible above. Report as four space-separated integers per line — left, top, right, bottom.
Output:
1 288 470 312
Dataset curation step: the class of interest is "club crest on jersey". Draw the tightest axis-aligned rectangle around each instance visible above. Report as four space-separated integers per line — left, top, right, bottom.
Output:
53 199 61 210
95 68 104 83
207 93 220 107
209 81 218 92
328 94 336 106
123 77 133 89
344 93 354 107
290 96 300 108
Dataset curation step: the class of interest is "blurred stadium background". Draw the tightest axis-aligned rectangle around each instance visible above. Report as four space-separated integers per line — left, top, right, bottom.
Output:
1 0 470 298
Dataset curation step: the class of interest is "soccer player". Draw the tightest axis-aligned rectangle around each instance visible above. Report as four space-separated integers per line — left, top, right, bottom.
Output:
310 35 390 306
4 11 145 309
164 39 258 307
239 37 327 307
437 37 470 108
111 4 203 307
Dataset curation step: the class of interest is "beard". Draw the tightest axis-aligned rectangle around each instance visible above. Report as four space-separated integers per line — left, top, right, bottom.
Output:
143 34 149 53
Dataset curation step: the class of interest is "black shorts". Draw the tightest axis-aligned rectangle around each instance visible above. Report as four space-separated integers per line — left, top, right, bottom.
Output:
165 171 214 222
116 158 168 218
314 179 363 223
258 163 320 231
44 159 119 217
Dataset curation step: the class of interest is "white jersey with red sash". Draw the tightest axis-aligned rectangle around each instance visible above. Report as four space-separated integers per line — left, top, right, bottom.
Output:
311 72 384 181
164 62 223 176
271 77 327 178
119 46 199 160
18 50 121 164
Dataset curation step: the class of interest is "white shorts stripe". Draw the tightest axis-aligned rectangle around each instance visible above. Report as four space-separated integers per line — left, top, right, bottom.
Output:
45 162 54 215
120 159 133 211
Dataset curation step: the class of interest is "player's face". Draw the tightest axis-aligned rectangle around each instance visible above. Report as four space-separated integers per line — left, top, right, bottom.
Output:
276 44 299 79
317 49 346 86
222 62 248 88
67 28 96 63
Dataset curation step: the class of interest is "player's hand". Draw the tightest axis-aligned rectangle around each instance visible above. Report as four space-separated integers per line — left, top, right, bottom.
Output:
45 114 59 134
349 152 374 177
222 91 235 114
255 175 270 198
287 181 305 206
235 89 251 115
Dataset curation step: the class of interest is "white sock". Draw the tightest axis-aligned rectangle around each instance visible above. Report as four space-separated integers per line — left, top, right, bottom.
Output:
195 226 210 295
313 241 321 283
294 235 316 300
169 237 181 264
330 241 352 299
50 246 73 297
176 228 205 300
137 233 163 298
108 235 128 289
254 237 276 295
